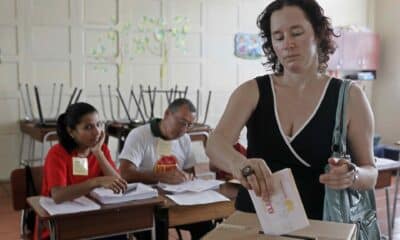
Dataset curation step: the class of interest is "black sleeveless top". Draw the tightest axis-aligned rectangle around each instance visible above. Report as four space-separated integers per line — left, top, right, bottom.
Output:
235 75 342 220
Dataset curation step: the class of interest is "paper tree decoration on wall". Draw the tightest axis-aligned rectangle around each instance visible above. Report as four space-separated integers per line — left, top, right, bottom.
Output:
133 16 189 81
90 18 134 77
234 33 263 60
90 16 190 84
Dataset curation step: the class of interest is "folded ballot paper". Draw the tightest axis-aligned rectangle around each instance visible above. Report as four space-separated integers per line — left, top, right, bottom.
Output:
159 178 224 193
161 179 228 205
39 196 100 215
166 190 230 206
249 168 310 236
90 183 158 204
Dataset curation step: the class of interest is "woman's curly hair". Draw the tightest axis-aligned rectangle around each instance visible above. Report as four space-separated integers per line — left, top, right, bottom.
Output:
257 0 337 74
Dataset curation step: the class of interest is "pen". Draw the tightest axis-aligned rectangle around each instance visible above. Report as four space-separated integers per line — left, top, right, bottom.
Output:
124 184 137 194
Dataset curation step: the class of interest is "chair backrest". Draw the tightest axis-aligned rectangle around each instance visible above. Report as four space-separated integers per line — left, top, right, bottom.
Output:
10 166 43 211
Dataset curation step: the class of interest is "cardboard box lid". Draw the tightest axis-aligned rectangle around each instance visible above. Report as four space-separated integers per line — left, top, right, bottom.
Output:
292 220 356 240
203 224 298 240
203 211 356 240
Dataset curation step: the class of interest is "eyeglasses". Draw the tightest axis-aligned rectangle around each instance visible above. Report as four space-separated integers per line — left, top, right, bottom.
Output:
172 114 194 129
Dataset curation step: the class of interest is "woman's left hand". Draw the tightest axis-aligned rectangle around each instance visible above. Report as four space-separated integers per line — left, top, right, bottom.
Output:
319 158 355 189
91 129 105 155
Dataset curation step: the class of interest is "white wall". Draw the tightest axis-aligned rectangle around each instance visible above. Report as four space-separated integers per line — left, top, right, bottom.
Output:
0 0 24 180
373 0 400 145
0 0 372 180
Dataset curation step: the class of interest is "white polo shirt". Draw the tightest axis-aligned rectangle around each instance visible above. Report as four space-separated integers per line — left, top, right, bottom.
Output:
118 122 196 171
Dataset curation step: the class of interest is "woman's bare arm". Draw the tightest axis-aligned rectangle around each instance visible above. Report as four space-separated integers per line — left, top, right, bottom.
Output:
346 83 377 189
206 80 259 174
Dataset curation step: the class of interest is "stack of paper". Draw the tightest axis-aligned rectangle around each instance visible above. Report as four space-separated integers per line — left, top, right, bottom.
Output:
90 183 158 204
39 196 100 215
159 179 224 193
160 179 228 205
166 190 229 206
376 157 400 168
249 168 310 235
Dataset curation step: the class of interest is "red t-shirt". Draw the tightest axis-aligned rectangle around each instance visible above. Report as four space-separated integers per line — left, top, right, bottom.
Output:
41 143 117 196
36 143 117 240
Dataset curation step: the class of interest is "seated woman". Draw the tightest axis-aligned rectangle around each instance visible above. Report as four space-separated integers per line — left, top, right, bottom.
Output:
36 102 127 239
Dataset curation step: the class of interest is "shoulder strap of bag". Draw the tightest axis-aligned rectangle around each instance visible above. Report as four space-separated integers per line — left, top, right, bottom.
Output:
331 79 352 158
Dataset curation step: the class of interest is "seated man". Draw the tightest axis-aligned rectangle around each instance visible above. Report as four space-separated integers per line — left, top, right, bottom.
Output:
119 98 214 240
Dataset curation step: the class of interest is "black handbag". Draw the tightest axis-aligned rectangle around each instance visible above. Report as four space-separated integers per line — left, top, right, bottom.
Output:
323 80 380 240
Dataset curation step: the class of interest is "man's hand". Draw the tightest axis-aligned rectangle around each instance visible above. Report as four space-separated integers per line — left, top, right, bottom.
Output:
157 168 188 184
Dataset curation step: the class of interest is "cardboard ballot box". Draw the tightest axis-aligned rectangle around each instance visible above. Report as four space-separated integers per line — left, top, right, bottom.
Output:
204 211 356 240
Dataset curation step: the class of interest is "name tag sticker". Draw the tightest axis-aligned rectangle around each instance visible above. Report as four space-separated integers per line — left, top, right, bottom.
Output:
156 139 172 158
73 157 88 176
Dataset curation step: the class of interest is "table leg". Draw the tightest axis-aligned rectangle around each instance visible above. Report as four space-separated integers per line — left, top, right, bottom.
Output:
151 217 156 240
19 210 24 236
37 219 42 240
386 188 392 240
155 208 169 240
49 218 57 240
29 139 35 166
391 169 400 229
26 137 33 166
19 133 25 166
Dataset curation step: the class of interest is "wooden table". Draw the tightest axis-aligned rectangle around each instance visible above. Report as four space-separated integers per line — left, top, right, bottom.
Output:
375 157 400 240
19 121 57 142
155 182 239 240
27 196 163 240
19 121 58 165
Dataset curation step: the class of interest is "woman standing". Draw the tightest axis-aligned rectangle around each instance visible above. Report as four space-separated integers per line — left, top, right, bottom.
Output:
206 0 377 220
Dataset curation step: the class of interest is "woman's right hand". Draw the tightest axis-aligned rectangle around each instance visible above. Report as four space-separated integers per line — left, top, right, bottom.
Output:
93 176 128 194
232 158 274 202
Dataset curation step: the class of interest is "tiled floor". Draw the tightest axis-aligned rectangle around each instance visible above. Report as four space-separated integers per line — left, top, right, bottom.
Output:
0 182 21 240
1 180 400 240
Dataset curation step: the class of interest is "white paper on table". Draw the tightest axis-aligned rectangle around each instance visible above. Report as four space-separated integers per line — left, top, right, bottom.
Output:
159 178 224 193
249 168 309 235
166 190 229 205
376 157 399 168
39 196 100 215
90 183 158 204
91 183 141 198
